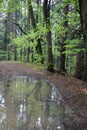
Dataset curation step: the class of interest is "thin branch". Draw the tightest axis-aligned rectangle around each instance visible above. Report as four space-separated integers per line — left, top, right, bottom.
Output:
13 23 27 35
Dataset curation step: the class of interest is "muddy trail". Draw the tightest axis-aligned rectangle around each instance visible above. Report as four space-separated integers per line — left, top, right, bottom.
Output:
0 61 87 130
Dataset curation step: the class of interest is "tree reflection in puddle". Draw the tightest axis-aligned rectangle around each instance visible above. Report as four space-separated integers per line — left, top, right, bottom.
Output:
0 76 74 130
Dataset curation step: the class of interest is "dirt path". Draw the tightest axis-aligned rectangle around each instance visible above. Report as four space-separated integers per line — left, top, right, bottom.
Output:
0 61 87 129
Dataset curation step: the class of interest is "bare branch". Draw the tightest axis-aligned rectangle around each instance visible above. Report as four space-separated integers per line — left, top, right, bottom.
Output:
13 23 27 35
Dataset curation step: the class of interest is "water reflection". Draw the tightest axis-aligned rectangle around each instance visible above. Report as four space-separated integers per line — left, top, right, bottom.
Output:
0 76 73 130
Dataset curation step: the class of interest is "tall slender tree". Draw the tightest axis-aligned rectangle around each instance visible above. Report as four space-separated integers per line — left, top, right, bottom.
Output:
43 0 54 71
78 0 87 81
59 4 69 72
28 0 43 63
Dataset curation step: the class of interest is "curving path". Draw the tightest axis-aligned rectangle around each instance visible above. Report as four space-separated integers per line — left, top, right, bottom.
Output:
0 61 87 130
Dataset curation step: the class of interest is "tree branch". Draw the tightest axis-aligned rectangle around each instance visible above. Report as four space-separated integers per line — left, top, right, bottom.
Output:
13 23 27 35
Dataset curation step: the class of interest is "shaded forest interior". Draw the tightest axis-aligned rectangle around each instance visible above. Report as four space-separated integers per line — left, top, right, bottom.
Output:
0 0 87 81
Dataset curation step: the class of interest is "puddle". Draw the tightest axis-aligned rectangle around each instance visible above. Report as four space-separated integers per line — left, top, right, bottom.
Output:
0 76 75 130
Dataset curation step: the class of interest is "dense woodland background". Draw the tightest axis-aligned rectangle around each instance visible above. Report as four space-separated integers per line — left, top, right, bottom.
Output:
0 0 87 81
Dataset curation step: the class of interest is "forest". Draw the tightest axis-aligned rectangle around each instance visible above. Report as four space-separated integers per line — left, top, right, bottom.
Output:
0 0 87 130
0 0 87 81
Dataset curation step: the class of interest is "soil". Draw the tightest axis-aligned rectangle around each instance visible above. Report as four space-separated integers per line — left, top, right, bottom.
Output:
0 61 87 130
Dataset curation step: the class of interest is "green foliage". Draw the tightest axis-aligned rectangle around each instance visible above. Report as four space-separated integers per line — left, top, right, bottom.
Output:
52 46 60 56
0 0 84 75
66 55 76 75
0 50 6 60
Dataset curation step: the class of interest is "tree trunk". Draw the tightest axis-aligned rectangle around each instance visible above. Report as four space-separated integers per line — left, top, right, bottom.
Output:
74 43 84 79
13 45 17 61
6 13 11 60
13 11 18 61
43 0 54 72
28 0 43 63
59 4 69 72
78 0 87 81
6 45 10 60
25 47 30 63
20 48 23 61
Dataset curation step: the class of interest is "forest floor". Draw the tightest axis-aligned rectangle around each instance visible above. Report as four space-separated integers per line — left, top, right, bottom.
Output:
0 61 87 129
